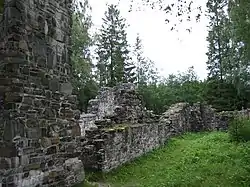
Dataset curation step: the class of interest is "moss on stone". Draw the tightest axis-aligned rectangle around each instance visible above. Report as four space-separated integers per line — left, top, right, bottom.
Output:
102 124 129 132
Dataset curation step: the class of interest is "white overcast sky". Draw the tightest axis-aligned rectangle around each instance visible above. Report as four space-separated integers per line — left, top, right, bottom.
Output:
87 0 209 80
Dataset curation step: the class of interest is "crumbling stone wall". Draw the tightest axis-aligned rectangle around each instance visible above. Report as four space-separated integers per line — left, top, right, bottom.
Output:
80 103 206 172
81 123 164 172
88 83 146 123
159 102 218 135
82 101 249 172
215 109 250 130
0 1 84 186
79 83 157 136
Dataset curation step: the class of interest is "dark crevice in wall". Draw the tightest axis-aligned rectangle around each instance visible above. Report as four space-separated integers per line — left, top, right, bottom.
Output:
0 0 4 21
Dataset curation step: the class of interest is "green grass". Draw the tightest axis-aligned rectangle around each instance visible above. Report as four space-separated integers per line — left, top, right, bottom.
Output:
86 132 250 187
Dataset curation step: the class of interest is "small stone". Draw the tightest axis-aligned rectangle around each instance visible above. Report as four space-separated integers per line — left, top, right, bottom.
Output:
60 82 73 95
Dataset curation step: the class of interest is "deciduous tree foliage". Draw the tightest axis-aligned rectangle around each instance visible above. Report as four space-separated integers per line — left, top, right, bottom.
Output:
133 34 159 85
206 0 229 80
126 0 203 31
229 0 250 58
138 67 205 114
204 0 250 111
71 1 98 112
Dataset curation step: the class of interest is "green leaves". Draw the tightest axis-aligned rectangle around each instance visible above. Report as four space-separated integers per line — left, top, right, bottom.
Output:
70 0 250 113
204 79 240 111
128 0 203 31
229 117 250 143
206 0 230 80
205 0 250 110
138 67 204 114
71 1 98 112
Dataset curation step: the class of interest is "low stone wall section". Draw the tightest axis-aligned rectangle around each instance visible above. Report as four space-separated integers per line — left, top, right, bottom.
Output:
81 123 169 172
82 102 250 172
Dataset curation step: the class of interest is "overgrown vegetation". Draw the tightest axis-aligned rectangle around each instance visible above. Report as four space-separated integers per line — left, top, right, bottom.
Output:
71 1 98 112
84 132 250 187
229 116 250 143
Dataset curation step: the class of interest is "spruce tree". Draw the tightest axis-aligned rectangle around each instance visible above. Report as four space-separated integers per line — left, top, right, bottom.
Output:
96 4 132 87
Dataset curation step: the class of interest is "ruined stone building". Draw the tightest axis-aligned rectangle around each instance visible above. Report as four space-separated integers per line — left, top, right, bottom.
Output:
0 1 84 186
1 1 250 187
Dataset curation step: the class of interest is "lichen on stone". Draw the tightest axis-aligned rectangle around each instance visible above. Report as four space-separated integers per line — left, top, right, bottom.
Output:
103 124 129 132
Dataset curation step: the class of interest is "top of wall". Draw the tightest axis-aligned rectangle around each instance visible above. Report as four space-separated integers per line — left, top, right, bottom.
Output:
87 83 148 123
79 83 160 135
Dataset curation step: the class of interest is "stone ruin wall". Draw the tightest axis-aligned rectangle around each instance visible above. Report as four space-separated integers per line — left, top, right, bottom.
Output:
81 89 250 172
80 102 208 172
82 121 176 172
0 1 84 187
79 83 157 136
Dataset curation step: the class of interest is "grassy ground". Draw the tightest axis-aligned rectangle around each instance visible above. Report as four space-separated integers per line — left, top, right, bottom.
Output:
84 132 250 187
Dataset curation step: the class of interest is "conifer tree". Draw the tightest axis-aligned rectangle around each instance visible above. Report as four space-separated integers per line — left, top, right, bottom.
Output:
96 4 133 87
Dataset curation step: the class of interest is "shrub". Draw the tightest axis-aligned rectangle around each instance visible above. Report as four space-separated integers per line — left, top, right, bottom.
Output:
228 117 250 142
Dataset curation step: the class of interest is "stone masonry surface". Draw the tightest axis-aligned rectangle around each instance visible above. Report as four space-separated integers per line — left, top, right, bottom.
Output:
79 83 159 136
81 93 250 172
87 83 146 124
0 1 84 186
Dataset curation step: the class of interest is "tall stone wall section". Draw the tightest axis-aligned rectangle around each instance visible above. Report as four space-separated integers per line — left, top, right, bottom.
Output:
0 1 84 187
